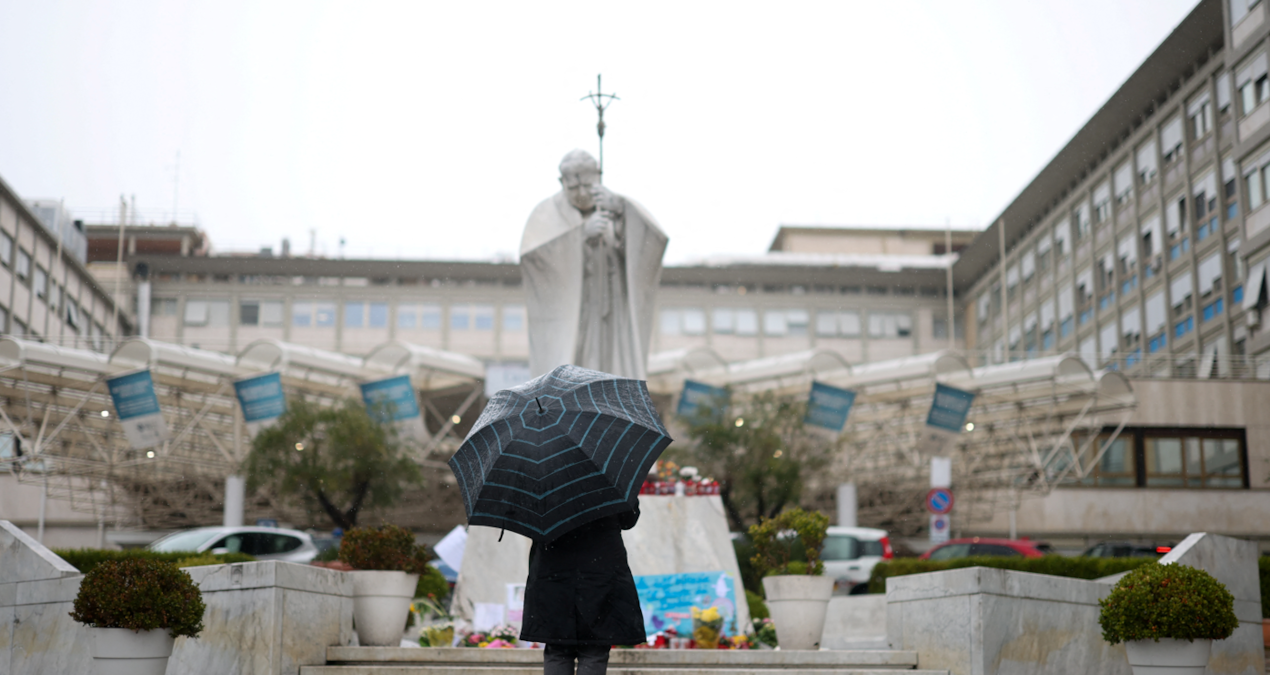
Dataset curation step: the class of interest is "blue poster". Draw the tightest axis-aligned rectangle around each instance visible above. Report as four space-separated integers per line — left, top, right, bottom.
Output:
804 381 856 431
675 380 729 424
926 383 976 432
634 571 738 637
234 372 287 423
107 370 169 449
360 374 421 422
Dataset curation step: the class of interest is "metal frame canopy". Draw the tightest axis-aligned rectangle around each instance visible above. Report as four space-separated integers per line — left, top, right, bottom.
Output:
647 348 1137 531
0 336 486 529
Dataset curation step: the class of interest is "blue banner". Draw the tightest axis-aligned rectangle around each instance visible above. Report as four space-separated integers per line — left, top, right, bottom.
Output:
804 381 856 431
926 383 976 432
360 374 421 423
235 372 287 423
634 571 738 638
675 380 729 423
107 370 169 449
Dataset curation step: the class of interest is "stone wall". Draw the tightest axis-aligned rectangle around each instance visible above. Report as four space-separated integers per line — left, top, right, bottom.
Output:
0 519 353 675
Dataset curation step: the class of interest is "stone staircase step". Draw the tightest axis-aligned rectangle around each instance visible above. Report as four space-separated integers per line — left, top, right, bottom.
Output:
303 647 948 674
302 669 951 675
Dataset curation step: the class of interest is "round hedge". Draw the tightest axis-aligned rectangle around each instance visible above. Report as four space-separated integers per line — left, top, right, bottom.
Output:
70 558 206 638
338 524 431 574
1098 562 1238 644
747 508 829 577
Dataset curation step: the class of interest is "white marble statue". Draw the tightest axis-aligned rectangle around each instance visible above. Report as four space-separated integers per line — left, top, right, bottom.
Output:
519 150 667 379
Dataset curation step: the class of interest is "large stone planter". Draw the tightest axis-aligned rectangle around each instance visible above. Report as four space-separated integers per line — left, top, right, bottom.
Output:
1124 638 1211 675
761 574 835 650
351 570 419 646
90 627 175 675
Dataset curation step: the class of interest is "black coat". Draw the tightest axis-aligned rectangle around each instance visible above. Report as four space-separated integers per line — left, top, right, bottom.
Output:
518 507 646 646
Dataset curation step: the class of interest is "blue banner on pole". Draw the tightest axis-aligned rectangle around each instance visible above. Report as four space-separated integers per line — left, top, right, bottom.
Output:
107 370 169 449
360 374 421 423
235 372 287 424
675 380 729 423
634 571 738 638
926 383 976 432
804 381 856 431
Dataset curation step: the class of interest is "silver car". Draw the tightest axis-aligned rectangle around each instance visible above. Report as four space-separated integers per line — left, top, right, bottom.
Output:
148 526 320 563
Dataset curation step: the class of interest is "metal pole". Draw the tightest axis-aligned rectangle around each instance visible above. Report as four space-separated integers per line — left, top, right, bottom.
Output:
37 474 47 544
998 219 1009 362
946 220 955 349
110 196 127 344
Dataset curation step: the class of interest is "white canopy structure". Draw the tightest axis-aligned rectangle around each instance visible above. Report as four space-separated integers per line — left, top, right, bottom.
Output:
0 336 487 529
645 347 1138 531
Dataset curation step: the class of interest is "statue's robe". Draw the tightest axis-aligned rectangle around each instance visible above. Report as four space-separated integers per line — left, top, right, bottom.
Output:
519 190 667 379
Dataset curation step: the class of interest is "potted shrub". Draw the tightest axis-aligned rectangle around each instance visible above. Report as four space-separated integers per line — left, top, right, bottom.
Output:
1099 562 1238 675
748 508 832 650
69 558 205 675
340 524 431 646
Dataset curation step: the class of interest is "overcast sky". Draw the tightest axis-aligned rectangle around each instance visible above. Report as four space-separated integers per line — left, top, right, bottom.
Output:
0 1 1199 264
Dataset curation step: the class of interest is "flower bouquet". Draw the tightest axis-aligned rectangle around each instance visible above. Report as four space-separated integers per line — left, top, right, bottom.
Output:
690 606 724 649
419 621 454 648
752 618 778 648
460 631 487 648
486 625 519 647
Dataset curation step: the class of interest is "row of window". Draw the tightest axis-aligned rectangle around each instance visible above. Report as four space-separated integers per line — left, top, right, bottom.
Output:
660 308 915 339
173 298 527 332
1 228 100 340
1071 429 1246 489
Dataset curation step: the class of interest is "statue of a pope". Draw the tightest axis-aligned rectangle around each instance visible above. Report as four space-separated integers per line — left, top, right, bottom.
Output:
519 150 668 379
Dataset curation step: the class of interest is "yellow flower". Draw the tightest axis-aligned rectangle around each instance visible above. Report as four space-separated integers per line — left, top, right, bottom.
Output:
702 607 721 622
478 641 489 648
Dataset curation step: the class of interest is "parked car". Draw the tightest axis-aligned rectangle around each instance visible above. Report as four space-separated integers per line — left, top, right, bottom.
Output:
148 526 321 563
920 537 1048 561
1081 541 1172 558
821 526 893 594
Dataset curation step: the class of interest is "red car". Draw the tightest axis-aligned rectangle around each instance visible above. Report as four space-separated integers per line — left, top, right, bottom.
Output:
919 537 1049 560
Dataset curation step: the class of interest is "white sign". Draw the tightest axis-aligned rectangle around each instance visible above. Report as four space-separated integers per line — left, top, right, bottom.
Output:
506 583 526 624
432 525 467 573
930 457 952 488
930 514 951 544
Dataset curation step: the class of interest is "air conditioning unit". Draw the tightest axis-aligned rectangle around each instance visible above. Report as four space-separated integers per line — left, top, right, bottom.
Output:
1150 254 1163 272
1248 309 1262 328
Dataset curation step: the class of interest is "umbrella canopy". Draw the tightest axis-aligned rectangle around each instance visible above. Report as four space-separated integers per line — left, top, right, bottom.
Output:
449 365 672 542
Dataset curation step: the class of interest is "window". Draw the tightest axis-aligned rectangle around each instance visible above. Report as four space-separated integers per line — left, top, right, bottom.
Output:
1136 140 1158 185
1160 116 1183 164
1073 435 1135 486
1202 298 1224 321
369 302 389 328
1237 52 1269 116
15 249 30 283
396 303 442 330
183 299 230 327
1189 94 1213 138
315 303 335 327
867 312 912 338
345 302 365 328
713 308 735 334
1093 181 1111 223
240 300 284 327
1146 435 1244 488
502 305 525 332
926 543 972 561
661 308 705 336
815 310 861 337
65 300 80 331
451 305 471 331
33 266 47 300
1073 205 1091 240
1175 316 1194 338
0 231 11 267
786 310 809 336
151 298 178 316
292 302 312 327
1114 161 1134 204
763 311 787 336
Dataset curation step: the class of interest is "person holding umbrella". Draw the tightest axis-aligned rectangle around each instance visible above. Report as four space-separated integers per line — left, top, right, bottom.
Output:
449 365 673 675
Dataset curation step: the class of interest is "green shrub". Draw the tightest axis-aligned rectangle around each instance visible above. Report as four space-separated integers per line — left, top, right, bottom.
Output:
745 590 769 620
1099 562 1238 644
1260 557 1270 619
55 548 255 575
70 558 206 638
314 544 340 562
747 508 829 577
866 556 1155 594
416 564 450 601
339 524 430 574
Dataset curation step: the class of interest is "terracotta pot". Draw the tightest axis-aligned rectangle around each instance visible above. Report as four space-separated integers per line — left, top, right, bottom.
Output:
351 570 419 646
1124 638 1211 675
90 627 175 675
761 575 835 650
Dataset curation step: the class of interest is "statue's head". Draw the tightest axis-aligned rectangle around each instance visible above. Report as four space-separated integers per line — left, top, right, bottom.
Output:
558 150 601 212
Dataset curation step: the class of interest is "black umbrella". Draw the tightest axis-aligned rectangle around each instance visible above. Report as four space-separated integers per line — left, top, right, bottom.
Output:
448 364 672 542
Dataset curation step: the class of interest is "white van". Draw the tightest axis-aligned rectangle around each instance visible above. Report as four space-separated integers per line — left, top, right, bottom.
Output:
820 526 893 594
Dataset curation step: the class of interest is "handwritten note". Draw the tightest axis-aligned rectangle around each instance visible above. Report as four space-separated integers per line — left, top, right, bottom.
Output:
633 571 737 637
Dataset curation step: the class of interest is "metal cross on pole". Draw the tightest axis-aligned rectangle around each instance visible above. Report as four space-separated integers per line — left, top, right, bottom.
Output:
581 74 619 182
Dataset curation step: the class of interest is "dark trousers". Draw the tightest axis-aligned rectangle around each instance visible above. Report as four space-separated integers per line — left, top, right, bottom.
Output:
543 643 611 675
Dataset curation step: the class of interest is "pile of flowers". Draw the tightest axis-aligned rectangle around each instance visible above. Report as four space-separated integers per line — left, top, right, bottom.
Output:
639 460 721 495
752 618 778 648
460 624 519 648
690 606 724 649
418 621 454 648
